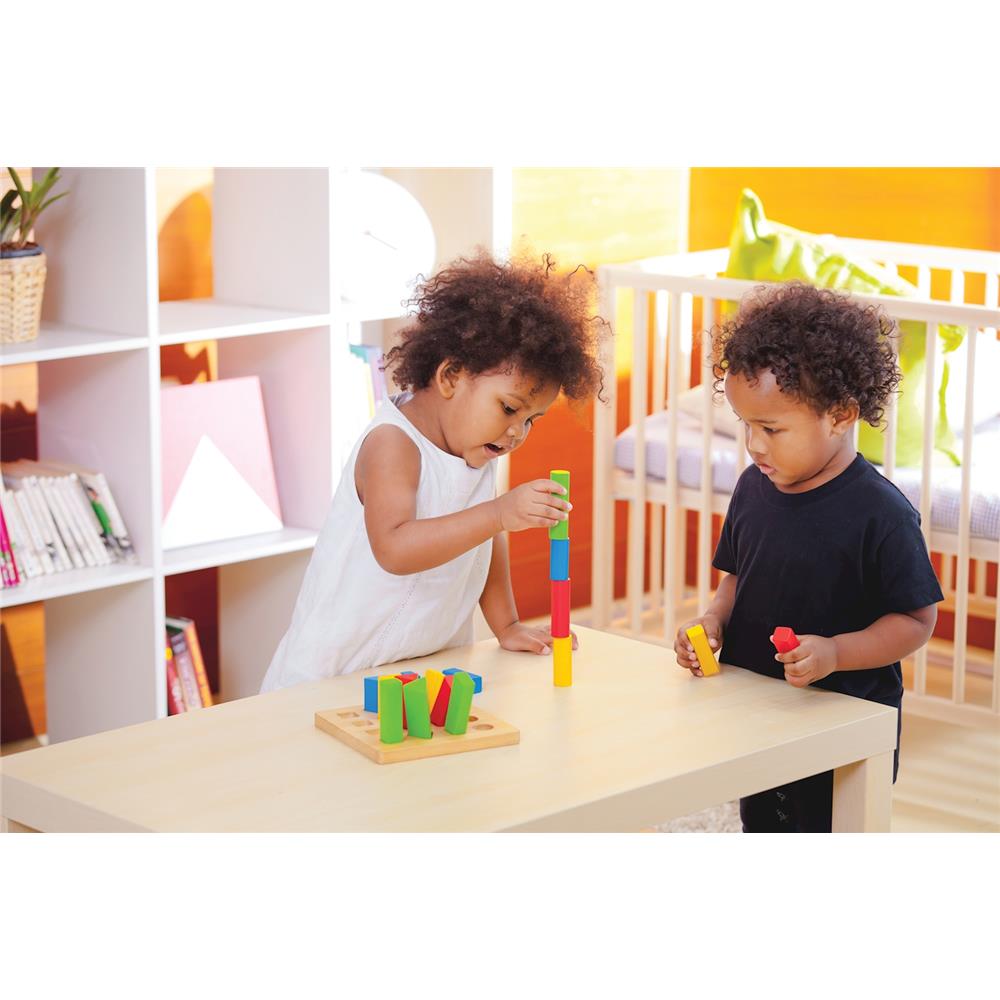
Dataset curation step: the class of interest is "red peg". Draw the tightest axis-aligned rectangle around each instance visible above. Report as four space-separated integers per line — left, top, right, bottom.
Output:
770 627 800 654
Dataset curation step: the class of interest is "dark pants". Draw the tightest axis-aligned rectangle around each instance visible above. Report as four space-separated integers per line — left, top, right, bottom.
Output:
740 771 835 833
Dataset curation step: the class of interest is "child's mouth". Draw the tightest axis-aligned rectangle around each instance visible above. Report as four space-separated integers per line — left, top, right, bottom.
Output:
484 443 505 456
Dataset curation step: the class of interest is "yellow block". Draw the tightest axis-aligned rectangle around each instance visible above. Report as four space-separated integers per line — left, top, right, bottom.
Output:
685 624 720 676
553 636 572 687
425 669 445 712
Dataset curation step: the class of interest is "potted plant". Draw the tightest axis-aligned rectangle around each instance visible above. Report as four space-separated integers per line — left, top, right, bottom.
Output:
1 167 67 344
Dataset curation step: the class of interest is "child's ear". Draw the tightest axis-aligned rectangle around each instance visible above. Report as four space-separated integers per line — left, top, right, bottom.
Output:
434 359 463 399
829 399 859 436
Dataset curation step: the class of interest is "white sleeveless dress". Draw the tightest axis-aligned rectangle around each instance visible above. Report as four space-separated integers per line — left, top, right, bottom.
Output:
260 393 497 692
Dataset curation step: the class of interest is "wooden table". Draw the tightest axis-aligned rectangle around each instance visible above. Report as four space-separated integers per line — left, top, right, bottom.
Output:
0 627 897 832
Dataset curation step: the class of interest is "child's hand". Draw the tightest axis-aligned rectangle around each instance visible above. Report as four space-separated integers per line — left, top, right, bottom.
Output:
494 480 572 532
673 614 722 677
775 634 837 687
497 621 579 655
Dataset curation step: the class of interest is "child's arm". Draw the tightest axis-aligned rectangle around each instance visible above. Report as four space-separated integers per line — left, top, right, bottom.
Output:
775 605 938 688
356 426 569 576
478 531 577 654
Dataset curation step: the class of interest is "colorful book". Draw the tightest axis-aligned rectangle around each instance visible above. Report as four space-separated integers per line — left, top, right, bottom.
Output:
165 643 186 715
165 615 213 708
165 626 203 710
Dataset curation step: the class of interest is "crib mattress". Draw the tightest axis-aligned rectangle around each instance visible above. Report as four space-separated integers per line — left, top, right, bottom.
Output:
614 410 1000 542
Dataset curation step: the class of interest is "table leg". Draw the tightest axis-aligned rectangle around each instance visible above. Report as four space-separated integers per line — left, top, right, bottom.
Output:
832 751 893 832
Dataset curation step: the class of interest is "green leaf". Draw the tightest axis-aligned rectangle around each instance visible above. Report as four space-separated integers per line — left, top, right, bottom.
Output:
32 167 61 205
37 191 69 214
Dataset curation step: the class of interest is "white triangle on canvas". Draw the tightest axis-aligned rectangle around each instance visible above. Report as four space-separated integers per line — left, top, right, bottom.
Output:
163 434 284 550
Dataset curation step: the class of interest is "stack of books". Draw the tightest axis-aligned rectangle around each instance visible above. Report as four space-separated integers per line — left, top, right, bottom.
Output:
0 460 136 589
164 615 214 713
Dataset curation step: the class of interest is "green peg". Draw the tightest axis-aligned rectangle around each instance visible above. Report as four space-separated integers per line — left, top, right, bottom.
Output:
549 469 570 541
444 672 475 735
402 676 433 739
379 677 404 744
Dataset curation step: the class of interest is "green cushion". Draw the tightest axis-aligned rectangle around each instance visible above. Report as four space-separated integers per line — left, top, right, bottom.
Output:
724 189 963 467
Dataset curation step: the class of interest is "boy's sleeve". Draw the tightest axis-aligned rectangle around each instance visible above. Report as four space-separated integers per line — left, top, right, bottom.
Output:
712 481 740 575
874 513 944 614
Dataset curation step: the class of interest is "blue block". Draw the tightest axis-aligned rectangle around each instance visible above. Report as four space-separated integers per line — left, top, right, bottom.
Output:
442 667 483 694
363 676 379 713
549 538 570 581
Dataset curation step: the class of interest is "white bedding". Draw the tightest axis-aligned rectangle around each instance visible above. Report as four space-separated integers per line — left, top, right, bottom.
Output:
614 411 1000 542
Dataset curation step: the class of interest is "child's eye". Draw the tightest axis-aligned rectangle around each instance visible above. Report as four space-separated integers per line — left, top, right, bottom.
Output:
763 427 778 435
502 404 517 416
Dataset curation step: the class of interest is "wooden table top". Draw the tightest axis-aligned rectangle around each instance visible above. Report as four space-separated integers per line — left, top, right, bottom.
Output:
0 627 897 831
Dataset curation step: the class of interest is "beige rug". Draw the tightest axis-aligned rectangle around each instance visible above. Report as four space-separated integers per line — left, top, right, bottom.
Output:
653 800 742 833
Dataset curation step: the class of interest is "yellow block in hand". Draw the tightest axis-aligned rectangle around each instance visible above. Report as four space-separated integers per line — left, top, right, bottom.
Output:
553 635 573 687
685 624 719 676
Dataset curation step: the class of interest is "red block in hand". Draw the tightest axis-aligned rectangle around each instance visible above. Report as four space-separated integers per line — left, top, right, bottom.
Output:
430 674 453 727
770 627 800 654
551 578 571 638
399 674 419 728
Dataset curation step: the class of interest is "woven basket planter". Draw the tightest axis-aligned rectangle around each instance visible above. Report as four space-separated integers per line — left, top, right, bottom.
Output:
0 245 47 344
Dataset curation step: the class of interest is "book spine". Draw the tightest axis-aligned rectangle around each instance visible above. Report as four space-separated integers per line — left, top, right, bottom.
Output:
182 619 213 708
46 476 88 569
167 628 203 710
25 477 71 571
95 473 136 562
77 475 122 561
165 642 186 715
12 487 54 573
0 486 39 578
64 475 110 566
44 476 91 569
0 503 16 586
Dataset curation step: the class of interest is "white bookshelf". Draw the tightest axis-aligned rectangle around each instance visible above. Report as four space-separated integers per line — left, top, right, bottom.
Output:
0 166 510 743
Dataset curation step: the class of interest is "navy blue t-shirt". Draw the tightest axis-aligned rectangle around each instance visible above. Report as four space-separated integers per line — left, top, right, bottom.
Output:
713 453 944 711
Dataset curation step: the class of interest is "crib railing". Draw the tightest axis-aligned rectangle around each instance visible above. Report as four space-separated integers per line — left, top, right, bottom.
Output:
593 243 1000 727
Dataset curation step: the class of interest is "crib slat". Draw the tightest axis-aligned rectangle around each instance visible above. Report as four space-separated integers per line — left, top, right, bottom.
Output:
952 325 977 704
974 558 986 597
917 266 931 299
698 297 716 614
663 291 683 642
950 270 966 305
649 291 669 615
914 321 938 697
591 280 617 629
671 293 693 617
986 273 999 338
627 291 649 636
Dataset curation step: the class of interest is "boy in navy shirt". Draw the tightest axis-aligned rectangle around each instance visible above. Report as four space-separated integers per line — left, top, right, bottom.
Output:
674 282 943 832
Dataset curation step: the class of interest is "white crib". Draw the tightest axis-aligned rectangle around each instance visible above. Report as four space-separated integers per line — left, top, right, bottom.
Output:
591 242 1000 728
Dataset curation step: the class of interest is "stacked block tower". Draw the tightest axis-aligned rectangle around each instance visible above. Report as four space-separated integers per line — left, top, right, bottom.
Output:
549 469 572 687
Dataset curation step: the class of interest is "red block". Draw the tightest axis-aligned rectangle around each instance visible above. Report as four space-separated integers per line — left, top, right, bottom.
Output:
770 627 800 654
399 674 418 728
551 578 571 638
430 675 453 727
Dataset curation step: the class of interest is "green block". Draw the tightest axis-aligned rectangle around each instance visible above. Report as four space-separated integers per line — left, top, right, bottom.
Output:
548 469 570 541
402 676 433 739
444 672 475 735
379 677 405 744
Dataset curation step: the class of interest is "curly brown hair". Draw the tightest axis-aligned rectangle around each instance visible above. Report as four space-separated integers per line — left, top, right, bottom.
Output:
712 282 901 426
383 250 607 403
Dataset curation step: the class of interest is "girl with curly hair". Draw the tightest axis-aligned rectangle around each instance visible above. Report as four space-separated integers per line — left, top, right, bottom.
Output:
673 282 943 832
261 251 606 692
